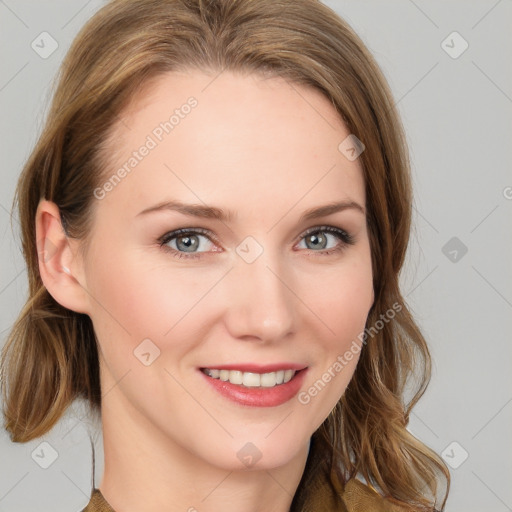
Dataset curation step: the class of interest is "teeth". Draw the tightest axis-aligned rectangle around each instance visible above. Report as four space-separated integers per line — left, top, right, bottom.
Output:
202 368 297 387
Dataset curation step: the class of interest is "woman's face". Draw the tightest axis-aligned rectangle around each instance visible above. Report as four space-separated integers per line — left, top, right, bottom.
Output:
74 70 374 470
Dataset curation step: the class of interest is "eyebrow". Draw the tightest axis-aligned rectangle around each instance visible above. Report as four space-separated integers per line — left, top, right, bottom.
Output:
136 199 365 222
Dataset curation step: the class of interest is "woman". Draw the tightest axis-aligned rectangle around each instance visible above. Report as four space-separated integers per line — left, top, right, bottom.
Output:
1 0 450 510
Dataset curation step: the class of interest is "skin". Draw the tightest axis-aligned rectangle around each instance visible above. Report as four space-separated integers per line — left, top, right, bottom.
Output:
36 70 374 512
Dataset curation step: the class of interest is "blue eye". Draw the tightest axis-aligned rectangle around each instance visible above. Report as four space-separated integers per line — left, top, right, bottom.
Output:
158 228 215 259
297 226 355 254
158 225 355 260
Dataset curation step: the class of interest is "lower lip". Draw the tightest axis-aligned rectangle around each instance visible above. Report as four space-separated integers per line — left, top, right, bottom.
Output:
199 368 308 407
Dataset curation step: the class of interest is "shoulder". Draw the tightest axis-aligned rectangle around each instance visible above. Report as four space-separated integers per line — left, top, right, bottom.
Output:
342 478 419 512
80 488 115 512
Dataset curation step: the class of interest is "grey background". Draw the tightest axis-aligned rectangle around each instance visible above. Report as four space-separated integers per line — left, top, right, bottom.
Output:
1 1 511 511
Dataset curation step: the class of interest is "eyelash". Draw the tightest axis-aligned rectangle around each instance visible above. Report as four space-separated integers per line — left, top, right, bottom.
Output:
157 225 355 260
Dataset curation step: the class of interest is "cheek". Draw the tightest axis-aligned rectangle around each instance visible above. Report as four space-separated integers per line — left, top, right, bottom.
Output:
84 247 218 354
310 256 374 344
297 258 372 426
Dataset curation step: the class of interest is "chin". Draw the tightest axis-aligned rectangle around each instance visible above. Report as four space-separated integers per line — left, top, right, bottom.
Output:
201 435 308 472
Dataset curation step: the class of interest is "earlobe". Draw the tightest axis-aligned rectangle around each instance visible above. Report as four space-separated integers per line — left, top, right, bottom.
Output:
35 199 90 315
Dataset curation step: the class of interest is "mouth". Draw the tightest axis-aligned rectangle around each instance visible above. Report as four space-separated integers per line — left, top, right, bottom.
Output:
200 367 303 388
198 365 309 407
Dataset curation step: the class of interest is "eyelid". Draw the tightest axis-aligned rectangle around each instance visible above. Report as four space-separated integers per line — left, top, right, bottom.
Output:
297 225 354 245
158 227 218 245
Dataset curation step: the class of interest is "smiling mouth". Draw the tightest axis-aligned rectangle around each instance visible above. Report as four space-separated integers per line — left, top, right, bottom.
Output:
200 368 300 388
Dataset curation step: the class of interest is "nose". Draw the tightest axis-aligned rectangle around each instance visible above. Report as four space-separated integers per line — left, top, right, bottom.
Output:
222 247 297 343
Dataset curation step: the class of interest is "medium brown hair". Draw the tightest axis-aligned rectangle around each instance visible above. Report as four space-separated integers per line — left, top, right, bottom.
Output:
1 0 450 509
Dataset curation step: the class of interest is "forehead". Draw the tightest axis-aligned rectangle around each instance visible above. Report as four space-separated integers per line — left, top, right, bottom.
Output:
98 70 366 218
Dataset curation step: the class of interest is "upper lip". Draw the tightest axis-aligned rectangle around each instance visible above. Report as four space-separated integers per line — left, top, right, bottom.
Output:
199 363 308 373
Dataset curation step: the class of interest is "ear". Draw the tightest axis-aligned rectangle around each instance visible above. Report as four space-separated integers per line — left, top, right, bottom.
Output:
35 199 91 315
